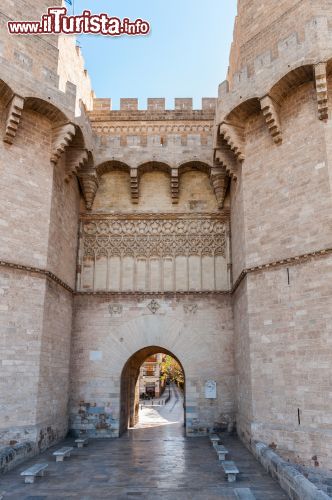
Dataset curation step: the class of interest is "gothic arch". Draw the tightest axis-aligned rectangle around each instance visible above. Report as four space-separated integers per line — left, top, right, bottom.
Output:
136 161 172 176
96 160 131 177
178 160 211 175
0 79 14 106
269 64 314 106
24 96 68 124
120 345 185 434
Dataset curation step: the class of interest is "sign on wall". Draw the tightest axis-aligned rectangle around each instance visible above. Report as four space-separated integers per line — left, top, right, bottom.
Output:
205 380 217 399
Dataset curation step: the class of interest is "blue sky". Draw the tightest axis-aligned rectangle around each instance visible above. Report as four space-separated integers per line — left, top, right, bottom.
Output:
74 1 237 109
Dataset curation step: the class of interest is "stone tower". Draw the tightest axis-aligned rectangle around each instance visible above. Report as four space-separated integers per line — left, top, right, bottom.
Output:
215 0 332 468
0 0 94 452
1 0 332 482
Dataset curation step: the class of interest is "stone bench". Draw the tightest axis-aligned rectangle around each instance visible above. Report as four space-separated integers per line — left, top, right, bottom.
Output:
75 438 89 448
209 434 220 444
234 488 256 499
214 444 229 461
222 460 240 482
53 446 73 462
20 463 48 484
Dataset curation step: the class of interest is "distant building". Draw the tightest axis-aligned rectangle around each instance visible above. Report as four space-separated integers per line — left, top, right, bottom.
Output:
139 354 165 398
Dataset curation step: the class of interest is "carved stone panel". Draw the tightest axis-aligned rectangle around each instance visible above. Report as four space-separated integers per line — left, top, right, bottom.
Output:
78 215 229 293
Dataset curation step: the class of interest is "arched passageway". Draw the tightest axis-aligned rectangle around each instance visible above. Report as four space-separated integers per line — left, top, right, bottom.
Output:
119 346 185 435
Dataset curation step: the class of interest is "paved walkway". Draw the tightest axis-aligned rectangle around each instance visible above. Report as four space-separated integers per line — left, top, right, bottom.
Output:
0 385 287 499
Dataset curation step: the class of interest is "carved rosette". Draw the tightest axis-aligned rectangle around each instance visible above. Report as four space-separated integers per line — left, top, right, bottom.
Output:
3 95 25 144
315 62 328 121
147 299 160 314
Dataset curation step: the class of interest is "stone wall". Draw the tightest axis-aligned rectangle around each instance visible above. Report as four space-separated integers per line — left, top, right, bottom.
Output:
57 36 95 116
217 1 332 474
70 294 235 438
239 257 332 470
0 0 85 456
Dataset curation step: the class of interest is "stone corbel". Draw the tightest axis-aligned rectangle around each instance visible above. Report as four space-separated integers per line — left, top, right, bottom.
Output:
260 95 282 144
3 94 25 144
51 122 76 164
215 147 238 181
65 147 89 181
171 168 179 204
130 167 139 203
78 171 99 211
314 62 328 121
210 167 229 209
219 122 245 161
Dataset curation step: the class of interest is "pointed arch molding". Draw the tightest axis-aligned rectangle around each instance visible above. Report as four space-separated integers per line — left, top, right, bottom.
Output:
93 160 213 208
215 60 330 179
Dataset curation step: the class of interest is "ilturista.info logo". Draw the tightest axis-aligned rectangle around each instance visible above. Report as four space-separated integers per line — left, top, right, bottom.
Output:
7 7 151 36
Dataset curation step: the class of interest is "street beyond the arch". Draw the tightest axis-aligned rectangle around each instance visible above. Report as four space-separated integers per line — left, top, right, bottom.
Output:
0 385 286 499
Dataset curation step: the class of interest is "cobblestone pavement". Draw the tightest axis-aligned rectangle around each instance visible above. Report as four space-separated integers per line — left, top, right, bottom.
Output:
0 386 287 499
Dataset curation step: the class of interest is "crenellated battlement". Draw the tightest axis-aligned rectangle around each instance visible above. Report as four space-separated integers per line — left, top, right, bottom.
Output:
216 15 332 122
92 97 217 114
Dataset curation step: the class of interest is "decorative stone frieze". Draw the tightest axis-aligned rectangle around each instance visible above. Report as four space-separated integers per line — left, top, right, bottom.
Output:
51 122 76 164
314 62 328 121
81 216 227 258
260 95 282 144
3 94 24 144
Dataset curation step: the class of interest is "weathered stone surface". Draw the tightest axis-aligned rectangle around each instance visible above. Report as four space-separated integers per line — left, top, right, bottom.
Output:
252 442 331 500
1 2 332 499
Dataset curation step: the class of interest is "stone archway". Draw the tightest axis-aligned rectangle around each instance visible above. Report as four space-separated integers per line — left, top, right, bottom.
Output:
119 345 185 435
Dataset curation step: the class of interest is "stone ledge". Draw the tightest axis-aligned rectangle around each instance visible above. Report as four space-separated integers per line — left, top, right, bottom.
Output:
231 247 332 294
0 260 74 294
252 442 331 500
0 442 34 475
